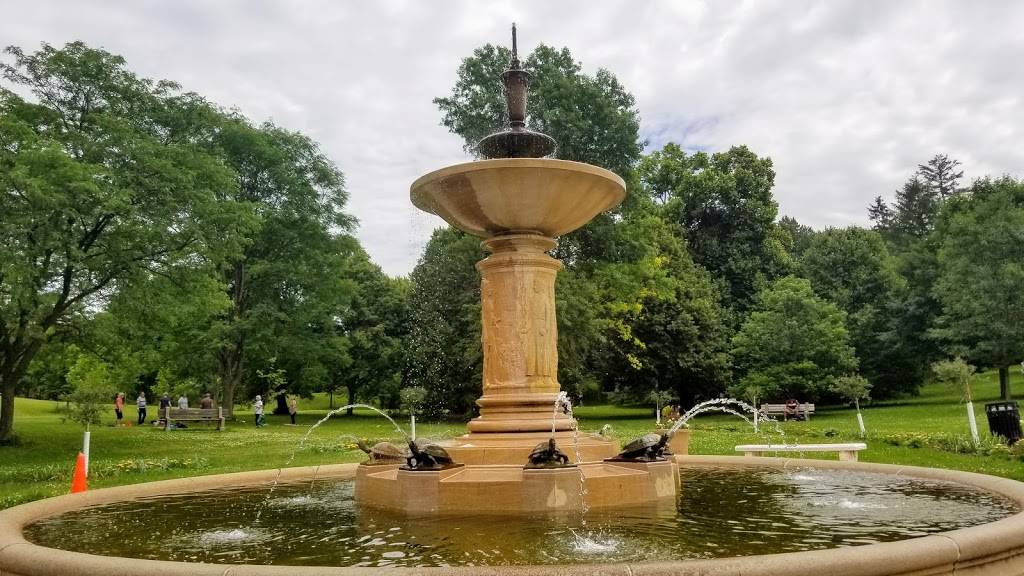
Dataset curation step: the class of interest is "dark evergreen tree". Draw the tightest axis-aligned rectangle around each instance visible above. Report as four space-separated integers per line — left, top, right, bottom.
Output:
867 196 895 234
778 216 816 259
918 154 964 200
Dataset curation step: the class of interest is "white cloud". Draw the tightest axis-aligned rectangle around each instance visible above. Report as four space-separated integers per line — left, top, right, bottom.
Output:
4 0 1023 274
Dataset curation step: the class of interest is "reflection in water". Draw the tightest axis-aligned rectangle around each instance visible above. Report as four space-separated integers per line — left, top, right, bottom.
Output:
24 467 1017 567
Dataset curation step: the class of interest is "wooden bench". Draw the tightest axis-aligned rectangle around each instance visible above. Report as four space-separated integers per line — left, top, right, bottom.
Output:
162 407 225 431
761 403 815 420
735 443 867 461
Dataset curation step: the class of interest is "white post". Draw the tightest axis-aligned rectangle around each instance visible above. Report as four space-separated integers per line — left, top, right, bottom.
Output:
856 412 866 438
410 413 416 441
82 430 91 477
753 409 759 434
966 401 980 445
655 398 661 426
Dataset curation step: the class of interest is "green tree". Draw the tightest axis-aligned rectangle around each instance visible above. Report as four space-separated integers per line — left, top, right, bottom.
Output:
331 250 408 414
63 351 115 429
830 374 872 437
211 118 354 415
799 227 919 397
866 155 965 392
931 357 979 444
594 214 732 404
870 155 963 249
933 177 1024 400
0 42 240 442
434 42 644 269
434 43 643 177
918 154 964 201
831 374 872 409
405 228 484 418
86 265 231 401
732 276 857 400
778 216 816 259
638 143 792 311
400 386 428 416
728 372 778 412
931 357 976 402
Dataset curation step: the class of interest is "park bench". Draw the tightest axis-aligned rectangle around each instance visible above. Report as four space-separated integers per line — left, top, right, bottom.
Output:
761 403 815 421
735 442 867 462
162 407 225 431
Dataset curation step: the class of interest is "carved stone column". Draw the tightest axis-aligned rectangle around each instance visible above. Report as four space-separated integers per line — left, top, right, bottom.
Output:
467 233 574 433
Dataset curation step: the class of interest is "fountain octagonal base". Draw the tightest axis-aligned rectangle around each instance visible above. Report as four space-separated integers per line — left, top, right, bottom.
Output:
353 433 688 514
354 459 679 514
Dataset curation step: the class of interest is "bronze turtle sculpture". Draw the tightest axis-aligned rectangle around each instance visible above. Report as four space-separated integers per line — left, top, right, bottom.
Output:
525 438 572 469
356 439 407 464
609 433 671 462
402 440 458 471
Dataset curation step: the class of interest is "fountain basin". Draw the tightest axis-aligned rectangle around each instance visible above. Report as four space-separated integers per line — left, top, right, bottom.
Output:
410 158 626 237
4 456 1024 575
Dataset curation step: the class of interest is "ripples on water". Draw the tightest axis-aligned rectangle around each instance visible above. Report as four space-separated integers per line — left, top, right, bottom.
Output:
24 467 1017 567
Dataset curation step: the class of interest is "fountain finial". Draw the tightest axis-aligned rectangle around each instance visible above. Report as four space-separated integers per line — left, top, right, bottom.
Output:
511 23 519 66
476 24 557 159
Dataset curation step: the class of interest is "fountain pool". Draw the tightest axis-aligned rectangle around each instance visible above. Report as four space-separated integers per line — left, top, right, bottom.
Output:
21 466 1017 567
4 456 1024 575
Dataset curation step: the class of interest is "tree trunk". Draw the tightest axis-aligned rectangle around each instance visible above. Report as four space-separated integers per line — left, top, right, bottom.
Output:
218 261 247 418
0 341 41 444
1000 366 1012 401
218 346 242 418
274 392 289 415
329 389 334 409
346 385 355 416
0 379 15 444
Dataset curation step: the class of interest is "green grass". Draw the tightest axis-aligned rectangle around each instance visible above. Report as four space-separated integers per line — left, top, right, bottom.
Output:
2 370 1024 510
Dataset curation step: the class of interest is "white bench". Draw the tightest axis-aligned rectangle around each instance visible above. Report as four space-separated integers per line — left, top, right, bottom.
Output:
736 443 867 462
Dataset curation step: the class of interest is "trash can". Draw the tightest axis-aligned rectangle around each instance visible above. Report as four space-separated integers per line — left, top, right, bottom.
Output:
985 401 1022 444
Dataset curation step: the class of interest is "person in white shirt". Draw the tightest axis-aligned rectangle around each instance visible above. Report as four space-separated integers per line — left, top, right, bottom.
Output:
177 394 188 410
136 393 147 425
254 395 265 427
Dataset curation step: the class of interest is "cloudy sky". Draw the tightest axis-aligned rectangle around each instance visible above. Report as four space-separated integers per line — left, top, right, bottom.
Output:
5 1 1023 275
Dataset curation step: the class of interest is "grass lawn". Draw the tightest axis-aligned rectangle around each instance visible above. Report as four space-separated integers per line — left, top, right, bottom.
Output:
2 369 1023 510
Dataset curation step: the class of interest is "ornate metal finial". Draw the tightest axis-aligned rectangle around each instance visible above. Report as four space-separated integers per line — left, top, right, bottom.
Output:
476 24 557 159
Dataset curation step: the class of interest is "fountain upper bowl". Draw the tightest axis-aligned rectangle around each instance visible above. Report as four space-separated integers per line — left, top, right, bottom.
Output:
411 158 626 238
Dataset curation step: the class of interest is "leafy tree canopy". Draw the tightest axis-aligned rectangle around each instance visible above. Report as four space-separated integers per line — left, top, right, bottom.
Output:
0 42 245 442
731 276 857 400
932 177 1024 399
638 143 792 311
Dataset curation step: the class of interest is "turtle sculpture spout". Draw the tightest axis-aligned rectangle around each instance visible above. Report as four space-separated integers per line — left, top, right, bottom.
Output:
356 440 408 465
524 438 573 469
608 433 672 462
401 440 459 471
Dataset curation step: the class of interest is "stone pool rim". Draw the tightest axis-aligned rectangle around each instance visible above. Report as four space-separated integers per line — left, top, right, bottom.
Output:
1 456 1023 576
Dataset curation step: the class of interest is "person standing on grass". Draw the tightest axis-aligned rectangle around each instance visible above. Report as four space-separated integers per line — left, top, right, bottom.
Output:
159 393 172 426
136 392 147 425
114 392 125 426
288 396 298 425
254 395 265 427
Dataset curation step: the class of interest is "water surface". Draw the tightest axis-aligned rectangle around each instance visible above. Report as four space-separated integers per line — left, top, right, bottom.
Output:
25 467 1016 566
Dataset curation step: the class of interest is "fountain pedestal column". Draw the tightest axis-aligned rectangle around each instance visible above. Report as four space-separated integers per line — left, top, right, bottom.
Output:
443 231 619 465
469 233 571 434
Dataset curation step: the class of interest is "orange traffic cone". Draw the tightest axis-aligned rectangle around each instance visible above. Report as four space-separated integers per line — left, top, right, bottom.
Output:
70 452 88 494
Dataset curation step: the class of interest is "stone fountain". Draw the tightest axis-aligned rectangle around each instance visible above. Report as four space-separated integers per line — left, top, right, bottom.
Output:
354 26 679 513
